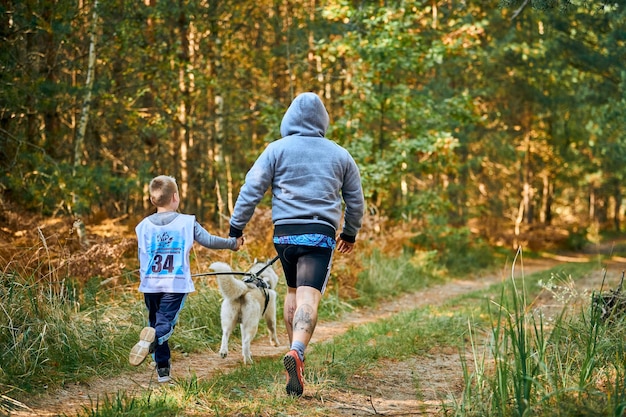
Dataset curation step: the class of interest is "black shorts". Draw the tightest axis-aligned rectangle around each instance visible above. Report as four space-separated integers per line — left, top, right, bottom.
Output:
274 244 334 293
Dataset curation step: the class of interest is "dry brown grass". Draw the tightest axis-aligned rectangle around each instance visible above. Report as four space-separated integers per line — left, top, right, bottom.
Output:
0 203 388 296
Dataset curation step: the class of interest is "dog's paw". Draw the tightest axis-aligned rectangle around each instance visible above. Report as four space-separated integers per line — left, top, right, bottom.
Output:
220 350 228 359
270 337 279 347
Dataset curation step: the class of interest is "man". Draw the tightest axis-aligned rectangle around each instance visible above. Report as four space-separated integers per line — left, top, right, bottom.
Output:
229 92 365 397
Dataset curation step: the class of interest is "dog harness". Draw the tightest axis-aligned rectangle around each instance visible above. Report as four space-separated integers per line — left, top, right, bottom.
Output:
191 255 280 314
244 275 271 314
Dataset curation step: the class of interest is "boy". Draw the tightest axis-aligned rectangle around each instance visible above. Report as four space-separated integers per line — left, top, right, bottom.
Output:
130 175 243 382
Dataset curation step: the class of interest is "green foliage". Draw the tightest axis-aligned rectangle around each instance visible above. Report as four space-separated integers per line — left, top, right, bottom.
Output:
1 0 625 244
457 258 626 416
0 266 135 393
1 156 135 216
566 226 590 250
500 0 617 14
411 221 497 275
354 249 442 306
324 3 471 217
71 164 138 216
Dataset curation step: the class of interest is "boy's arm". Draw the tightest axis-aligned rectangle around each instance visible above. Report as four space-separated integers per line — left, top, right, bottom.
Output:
194 222 239 250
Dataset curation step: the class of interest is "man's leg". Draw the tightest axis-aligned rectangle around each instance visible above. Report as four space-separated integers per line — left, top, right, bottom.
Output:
284 286 297 345
278 244 332 396
292 285 322 348
284 286 321 397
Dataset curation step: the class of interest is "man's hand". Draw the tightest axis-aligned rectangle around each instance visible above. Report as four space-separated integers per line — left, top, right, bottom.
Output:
336 237 355 254
233 236 245 251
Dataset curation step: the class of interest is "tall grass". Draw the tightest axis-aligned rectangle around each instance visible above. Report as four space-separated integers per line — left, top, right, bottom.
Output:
75 391 180 417
459 250 626 416
59 248 621 417
0 275 125 391
354 248 443 306
0 238 141 406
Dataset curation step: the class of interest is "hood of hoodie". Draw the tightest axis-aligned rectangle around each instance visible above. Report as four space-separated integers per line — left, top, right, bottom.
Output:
280 92 329 138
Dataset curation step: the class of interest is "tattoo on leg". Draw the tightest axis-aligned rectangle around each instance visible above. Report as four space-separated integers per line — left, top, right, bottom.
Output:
293 306 315 334
286 305 296 326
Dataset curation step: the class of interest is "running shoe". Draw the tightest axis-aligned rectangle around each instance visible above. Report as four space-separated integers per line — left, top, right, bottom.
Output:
129 326 156 366
283 349 304 397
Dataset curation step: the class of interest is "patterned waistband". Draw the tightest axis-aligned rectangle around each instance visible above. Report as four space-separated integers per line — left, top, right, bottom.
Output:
273 233 336 249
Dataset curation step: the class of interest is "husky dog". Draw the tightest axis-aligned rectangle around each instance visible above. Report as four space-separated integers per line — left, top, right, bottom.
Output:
210 261 280 364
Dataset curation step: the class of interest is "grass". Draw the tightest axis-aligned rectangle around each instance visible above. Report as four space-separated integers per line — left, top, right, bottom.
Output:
353 248 445 306
75 391 181 417
0 239 443 409
4 235 626 416
457 250 626 416
0 264 134 392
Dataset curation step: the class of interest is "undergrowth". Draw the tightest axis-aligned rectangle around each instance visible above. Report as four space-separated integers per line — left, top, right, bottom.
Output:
0 231 446 413
4 230 625 416
458 250 626 416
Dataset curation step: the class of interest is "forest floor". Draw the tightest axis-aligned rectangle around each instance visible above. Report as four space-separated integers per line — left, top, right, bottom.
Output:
3 207 626 416
12 251 626 417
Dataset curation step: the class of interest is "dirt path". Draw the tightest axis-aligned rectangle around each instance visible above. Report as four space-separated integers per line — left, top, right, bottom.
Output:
13 255 626 417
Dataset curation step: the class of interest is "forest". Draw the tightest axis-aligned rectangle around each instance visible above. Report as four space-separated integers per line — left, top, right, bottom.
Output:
2 0 624 251
1 1 626 416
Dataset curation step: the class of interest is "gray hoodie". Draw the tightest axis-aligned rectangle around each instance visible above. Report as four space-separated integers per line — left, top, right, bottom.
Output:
230 92 365 240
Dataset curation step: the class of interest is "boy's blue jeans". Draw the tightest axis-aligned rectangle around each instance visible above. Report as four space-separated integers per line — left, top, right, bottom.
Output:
144 292 187 367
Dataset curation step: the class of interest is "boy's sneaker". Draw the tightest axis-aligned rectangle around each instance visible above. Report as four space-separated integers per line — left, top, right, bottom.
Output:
129 326 156 366
157 361 171 383
283 350 304 397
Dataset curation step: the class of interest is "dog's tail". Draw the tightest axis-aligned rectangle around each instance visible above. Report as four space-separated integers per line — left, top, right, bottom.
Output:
210 262 249 300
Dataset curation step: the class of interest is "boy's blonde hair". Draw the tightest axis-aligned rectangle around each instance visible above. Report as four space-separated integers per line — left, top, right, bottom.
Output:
149 175 178 207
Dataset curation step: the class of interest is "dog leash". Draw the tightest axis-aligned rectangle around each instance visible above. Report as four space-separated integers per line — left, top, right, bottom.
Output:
250 255 280 277
191 255 280 278
191 255 280 315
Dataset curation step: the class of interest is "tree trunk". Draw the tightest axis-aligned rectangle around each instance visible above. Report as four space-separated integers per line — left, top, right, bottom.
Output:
73 0 99 215
539 172 553 225
74 0 98 175
514 196 525 249
41 3 61 157
177 2 191 210
589 186 596 222
614 181 622 232
274 1 292 99
226 155 234 216
25 24 39 148
523 136 534 224
215 178 224 229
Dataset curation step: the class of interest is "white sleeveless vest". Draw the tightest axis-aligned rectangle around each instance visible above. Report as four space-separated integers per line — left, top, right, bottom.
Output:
136 213 196 293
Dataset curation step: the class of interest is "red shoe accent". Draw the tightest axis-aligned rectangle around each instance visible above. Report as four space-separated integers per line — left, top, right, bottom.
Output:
283 350 304 397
